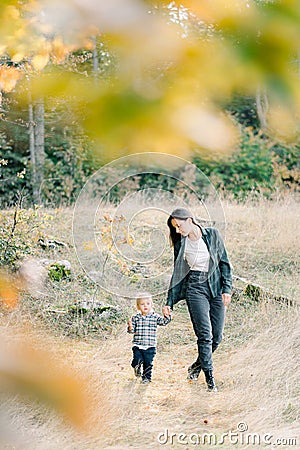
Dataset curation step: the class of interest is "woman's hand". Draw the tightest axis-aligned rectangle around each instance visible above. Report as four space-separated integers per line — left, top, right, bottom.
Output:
162 305 172 318
222 293 231 307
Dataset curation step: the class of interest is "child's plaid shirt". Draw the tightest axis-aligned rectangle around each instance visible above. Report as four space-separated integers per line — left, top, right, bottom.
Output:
129 311 171 348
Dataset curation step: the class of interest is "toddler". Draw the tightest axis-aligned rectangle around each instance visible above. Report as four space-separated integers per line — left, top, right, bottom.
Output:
127 293 171 384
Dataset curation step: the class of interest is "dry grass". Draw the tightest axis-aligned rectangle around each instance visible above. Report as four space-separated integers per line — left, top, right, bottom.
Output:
222 195 300 301
0 194 299 449
2 300 298 449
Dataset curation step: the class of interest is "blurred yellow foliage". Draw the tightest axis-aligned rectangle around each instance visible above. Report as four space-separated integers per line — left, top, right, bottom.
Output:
0 333 88 428
51 37 74 63
1 0 300 155
0 271 18 309
31 52 50 71
0 268 97 433
0 65 22 93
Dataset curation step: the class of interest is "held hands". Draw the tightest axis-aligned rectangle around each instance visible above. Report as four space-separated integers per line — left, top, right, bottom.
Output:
162 305 172 318
222 293 231 307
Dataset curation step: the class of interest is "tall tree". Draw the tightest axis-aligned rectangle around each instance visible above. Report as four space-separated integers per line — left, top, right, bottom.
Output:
33 98 45 203
256 88 269 131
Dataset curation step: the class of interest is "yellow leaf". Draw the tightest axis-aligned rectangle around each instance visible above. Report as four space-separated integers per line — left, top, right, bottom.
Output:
22 0 40 13
0 337 88 428
0 272 18 310
32 53 50 71
3 5 20 21
11 51 25 63
83 241 95 251
51 37 72 63
0 65 22 93
82 38 95 51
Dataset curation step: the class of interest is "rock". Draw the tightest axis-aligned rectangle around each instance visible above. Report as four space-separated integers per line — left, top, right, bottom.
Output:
233 275 294 305
38 259 71 281
38 237 68 250
68 300 119 314
39 259 71 270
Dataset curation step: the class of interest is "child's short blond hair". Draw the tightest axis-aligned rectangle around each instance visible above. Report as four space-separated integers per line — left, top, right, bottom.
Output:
136 292 153 306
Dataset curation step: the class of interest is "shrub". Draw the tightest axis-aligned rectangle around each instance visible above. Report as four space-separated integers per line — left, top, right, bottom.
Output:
0 132 30 207
193 128 276 198
48 263 71 282
0 200 50 269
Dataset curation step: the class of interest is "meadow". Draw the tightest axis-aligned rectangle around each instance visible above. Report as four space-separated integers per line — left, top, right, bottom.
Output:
0 194 299 449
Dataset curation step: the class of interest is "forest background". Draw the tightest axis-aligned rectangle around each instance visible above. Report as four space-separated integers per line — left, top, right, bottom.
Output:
0 1 300 449
1 0 300 208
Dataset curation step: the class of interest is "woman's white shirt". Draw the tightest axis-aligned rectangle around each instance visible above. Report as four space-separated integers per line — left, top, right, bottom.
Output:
184 236 210 272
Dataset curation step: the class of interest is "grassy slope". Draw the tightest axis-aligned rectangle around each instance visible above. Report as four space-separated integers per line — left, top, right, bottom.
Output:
1 196 299 449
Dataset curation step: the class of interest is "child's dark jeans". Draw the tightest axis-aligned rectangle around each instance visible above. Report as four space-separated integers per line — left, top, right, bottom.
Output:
131 346 156 381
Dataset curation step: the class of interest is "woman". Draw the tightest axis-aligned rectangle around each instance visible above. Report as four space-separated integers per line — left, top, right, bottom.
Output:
162 207 232 392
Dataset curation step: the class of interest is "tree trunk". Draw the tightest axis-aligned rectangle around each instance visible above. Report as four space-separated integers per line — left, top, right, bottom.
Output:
256 87 269 130
28 100 36 200
34 98 45 197
92 36 99 82
28 96 45 204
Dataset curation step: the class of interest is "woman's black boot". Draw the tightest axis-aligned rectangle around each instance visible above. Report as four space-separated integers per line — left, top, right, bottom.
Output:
204 370 218 392
187 361 202 380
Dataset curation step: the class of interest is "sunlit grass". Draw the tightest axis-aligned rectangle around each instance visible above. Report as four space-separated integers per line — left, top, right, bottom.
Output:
0 194 299 448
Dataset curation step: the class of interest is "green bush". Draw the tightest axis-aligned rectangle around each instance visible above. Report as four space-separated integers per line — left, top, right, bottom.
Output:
193 128 276 198
48 263 71 282
0 204 49 268
0 132 30 207
271 142 300 191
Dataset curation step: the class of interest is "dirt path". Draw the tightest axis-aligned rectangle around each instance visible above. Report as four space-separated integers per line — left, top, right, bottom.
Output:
2 305 299 450
58 312 254 450
57 306 299 450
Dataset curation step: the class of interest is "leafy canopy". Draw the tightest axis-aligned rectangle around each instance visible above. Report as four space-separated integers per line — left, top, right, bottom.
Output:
1 0 300 158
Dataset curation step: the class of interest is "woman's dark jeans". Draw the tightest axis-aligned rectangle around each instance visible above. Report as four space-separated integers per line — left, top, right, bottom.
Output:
186 271 225 371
